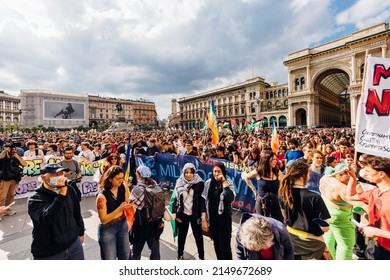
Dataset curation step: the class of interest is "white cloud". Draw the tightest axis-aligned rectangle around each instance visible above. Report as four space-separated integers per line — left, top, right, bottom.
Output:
336 0 390 28
0 0 389 120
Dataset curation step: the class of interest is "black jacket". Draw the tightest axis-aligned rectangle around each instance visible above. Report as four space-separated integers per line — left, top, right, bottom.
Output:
0 156 23 182
28 184 85 258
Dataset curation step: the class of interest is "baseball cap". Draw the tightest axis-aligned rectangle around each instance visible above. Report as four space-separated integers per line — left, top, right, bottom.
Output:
40 163 70 175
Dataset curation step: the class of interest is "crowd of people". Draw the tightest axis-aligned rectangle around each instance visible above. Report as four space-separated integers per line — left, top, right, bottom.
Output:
0 125 389 260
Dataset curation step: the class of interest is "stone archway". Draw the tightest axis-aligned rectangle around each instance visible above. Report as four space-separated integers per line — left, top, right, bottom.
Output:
313 69 351 126
295 109 307 125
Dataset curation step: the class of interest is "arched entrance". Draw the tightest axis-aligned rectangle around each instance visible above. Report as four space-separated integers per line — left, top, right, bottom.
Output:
262 117 269 128
278 115 287 128
295 109 307 125
270 116 277 127
313 69 351 126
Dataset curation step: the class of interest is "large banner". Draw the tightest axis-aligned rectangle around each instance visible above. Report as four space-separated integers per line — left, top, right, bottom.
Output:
356 55 390 157
135 154 257 213
16 155 104 199
16 154 257 213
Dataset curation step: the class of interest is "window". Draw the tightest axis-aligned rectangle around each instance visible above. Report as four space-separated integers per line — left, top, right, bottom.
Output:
360 64 365 79
284 99 288 107
295 78 300 90
251 103 256 113
300 77 305 90
267 102 272 109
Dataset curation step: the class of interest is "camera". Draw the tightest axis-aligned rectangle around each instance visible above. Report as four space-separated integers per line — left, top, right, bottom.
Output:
65 177 82 186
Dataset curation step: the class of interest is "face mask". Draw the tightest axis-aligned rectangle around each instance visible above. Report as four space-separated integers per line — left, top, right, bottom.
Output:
49 176 61 187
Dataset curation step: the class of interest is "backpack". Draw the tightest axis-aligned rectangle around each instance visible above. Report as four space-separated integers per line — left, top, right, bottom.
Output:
141 183 165 222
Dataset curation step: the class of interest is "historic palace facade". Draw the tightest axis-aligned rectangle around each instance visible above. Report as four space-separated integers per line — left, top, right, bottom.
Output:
88 95 157 128
173 22 390 130
0 91 21 130
284 22 390 128
176 77 289 130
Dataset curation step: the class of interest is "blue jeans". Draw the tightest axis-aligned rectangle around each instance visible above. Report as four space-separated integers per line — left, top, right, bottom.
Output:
98 218 130 260
34 238 84 260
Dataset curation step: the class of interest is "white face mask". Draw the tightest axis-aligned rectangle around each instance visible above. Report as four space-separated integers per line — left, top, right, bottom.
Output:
49 176 62 187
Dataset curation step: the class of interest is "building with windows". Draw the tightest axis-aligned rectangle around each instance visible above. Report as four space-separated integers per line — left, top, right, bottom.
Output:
0 91 21 130
177 77 288 130
88 95 157 128
284 22 390 128
20 89 89 128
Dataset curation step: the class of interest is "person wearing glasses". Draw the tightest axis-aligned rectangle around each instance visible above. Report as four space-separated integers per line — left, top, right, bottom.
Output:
96 166 132 260
59 147 82 201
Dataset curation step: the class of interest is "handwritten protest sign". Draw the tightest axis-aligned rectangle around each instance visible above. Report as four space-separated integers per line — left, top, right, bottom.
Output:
356 55 390 158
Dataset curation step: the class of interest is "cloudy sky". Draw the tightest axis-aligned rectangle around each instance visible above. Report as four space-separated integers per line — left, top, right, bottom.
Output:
1 0 390 120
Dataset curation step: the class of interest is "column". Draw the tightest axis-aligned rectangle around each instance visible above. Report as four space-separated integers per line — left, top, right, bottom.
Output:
351 53 356 83
307 100 314 126
350 94 358 129
288 105 294 126
382 46 387 58
306 66 311 90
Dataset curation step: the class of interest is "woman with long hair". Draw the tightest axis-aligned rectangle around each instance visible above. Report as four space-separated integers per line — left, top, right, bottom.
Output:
169 163 205 260
201 162 235 260
245 151 284 222
279 160 331 260
96 166 132 260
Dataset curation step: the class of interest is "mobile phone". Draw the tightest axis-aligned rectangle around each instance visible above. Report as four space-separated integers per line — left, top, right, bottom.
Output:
6 201 15 208
350 218 364 228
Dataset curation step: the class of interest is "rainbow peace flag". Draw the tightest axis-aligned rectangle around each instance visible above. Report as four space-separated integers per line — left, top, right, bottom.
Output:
207 100 219 145
270 122 279 153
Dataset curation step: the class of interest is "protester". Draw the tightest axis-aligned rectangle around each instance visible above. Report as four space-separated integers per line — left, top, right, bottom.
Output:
169 163 205 260
201 162 235 260
244 151 284 222
320 163 359 260
130 166 163 260
96 166 132 260
28 163 85 259
236 212 294 260
60 146 83 201
346 154 390 260
23 140 45 158
0 142 27 220
279 160 331 259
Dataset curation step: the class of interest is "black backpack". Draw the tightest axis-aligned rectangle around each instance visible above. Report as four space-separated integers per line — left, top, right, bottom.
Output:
141 183 165 222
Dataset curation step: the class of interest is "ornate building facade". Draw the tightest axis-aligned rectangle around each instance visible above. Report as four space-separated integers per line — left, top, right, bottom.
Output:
177 77 289 130
284 22 390 128
0 91 21 130
88 95 157 128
